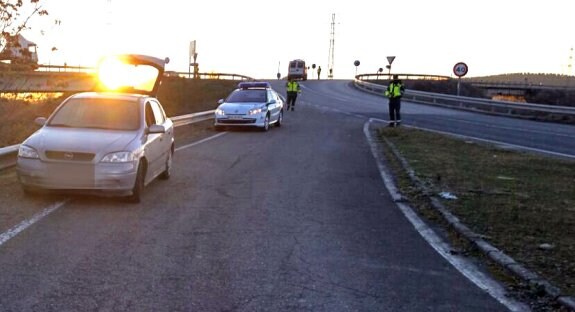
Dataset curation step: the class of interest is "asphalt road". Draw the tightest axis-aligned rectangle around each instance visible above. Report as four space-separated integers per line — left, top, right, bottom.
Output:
0 80 552 311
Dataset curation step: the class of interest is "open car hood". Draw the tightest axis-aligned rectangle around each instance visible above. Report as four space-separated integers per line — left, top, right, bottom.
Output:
94 54 169 97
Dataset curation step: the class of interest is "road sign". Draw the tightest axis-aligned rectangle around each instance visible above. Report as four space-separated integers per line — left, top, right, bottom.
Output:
453 62 468 77
387 56 396 65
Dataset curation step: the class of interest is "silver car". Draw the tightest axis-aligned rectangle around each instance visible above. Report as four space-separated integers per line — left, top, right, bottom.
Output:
17 54 174 203
214 82 284 131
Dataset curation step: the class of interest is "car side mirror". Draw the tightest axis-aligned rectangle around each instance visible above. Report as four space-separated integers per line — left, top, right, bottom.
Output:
148 124 166 134
217 99 224 105
35 117 47 126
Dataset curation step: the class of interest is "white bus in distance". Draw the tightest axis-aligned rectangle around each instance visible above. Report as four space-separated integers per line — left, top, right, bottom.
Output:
287 59 307 81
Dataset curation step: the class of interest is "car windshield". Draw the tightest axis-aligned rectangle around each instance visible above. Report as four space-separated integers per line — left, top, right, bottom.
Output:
48 97 140 131
226 89 267 103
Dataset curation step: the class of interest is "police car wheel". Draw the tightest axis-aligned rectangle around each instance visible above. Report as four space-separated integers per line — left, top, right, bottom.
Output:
262 114 270 132
276 111 283 127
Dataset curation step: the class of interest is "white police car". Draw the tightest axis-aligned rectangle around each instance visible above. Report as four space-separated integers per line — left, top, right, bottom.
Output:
214 82 284 131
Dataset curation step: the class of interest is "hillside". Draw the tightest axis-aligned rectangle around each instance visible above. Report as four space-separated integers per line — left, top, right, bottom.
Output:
465 73 575 87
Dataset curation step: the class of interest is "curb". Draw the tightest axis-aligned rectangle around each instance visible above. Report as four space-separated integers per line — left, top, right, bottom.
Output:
379 128 575 312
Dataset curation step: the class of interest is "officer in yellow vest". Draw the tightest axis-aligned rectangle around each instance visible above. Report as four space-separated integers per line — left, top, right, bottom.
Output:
285 77 301 111
385 75 405 127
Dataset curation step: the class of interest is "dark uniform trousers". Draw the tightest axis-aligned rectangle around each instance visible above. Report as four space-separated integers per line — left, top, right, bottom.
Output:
286 92 298 108
389 97 401 123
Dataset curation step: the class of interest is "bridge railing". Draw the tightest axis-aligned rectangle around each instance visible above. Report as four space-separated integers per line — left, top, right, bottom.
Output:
35 65 255 81
167 72 254 81
353 78 575 123
0 68 254 93
36 64 95 73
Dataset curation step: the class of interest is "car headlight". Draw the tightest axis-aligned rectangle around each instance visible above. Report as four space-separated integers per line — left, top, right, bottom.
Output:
18 145 39 159
215 108 226 116
101 151 136 163
248 107 266 115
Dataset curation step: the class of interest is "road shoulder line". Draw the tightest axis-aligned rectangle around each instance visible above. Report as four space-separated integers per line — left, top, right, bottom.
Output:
0 200 68 247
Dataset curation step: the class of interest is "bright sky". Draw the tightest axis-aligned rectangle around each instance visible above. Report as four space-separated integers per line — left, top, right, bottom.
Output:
21 0 575 79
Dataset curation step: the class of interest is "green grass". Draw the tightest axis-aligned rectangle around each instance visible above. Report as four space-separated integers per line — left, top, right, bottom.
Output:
378 127 575 298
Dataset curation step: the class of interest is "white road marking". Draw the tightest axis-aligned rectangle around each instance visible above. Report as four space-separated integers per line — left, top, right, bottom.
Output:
364 118 530 312
175 132 227 152
0 200 68 247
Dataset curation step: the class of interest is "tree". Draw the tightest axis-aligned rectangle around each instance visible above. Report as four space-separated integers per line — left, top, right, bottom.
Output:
1 0 48 51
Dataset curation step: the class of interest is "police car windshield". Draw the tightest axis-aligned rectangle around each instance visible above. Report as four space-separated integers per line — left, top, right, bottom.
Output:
226 89 267 103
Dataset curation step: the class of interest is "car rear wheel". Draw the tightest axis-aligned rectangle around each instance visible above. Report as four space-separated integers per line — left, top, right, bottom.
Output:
159 149 173 180
128 161 145 203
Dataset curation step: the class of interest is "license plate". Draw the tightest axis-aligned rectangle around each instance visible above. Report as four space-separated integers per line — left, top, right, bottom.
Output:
229 115 243 120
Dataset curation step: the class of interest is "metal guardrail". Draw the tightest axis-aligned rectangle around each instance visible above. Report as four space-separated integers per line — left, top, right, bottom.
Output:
0 145 21 171
0 110 215 171
354 79 575 123
171 110 215 127
356 73 450 81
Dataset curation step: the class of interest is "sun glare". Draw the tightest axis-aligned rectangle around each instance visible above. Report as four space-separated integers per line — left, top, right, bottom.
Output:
97 57 158 92
98 58 127 91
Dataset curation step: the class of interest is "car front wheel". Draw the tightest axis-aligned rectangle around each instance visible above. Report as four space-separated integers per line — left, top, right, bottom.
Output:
128 161 145 203
262 114 270 132
276 110 283 127
159 149 173 180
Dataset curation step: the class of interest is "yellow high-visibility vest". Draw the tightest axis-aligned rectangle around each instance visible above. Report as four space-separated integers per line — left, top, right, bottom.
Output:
385 82 403 98
287 81 300 92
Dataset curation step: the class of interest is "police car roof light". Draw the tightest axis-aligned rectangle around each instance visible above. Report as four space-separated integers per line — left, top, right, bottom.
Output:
238 82 270 89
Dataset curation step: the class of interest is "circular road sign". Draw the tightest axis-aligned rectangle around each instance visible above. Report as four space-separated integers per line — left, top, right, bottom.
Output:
453 62 468 77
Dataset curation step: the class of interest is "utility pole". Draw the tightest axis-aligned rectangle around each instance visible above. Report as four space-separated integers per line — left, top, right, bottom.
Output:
106 0 112 27
327 13 335 79
568 47 573 76
104 0 113 56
